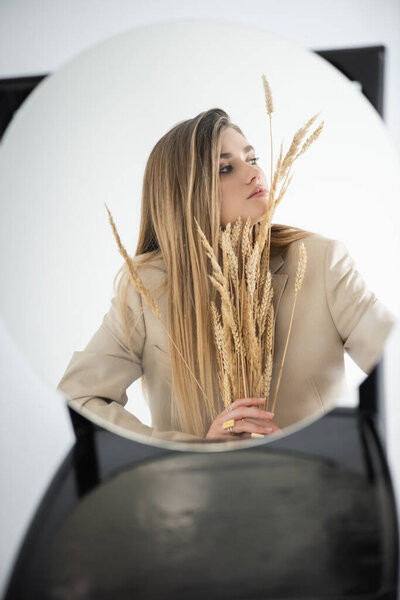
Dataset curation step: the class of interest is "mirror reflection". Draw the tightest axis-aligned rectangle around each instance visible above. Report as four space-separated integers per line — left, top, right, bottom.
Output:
57 107 396 443
1 21 399 449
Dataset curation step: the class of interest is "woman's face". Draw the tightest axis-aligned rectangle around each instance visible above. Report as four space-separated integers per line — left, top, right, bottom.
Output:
219 126 270 228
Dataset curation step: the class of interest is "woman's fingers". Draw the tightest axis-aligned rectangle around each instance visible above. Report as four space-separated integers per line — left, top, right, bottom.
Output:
244 418 281 431
224 405 275 423
219 398 278 438
229 420 275 436
204 398 278 441
228 397 273 415
239 422 282 439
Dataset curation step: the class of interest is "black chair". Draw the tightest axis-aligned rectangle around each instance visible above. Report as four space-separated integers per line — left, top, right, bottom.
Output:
4 360 398 600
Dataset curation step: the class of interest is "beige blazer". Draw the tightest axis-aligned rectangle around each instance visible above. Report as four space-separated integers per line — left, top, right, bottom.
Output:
57 233 396 442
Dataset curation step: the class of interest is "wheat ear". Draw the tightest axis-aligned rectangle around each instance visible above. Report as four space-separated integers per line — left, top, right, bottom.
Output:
262 73 274 190
211 300 232 407
105 203 161 320
295 121 325 159
275 116 324 208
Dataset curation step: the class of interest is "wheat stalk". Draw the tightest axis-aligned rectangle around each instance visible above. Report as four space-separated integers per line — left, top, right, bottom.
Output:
270 242 307 413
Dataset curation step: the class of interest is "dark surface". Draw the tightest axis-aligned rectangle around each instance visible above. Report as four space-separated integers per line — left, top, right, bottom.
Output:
41 452 387 599
0 74 46 141
315 46 385 118
4 406 399 600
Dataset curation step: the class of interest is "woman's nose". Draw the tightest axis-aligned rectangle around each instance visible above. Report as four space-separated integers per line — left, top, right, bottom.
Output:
246 164 261 182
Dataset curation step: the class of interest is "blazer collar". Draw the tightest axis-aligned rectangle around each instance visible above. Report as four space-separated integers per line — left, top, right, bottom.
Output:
269 251 285 274
269 248 288 319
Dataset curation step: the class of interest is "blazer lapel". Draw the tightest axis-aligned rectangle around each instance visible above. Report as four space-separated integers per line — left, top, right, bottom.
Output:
269 251 288 322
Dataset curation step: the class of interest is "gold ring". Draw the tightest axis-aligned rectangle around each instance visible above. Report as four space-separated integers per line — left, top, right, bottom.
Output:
228 426 234 433
222 418 235 430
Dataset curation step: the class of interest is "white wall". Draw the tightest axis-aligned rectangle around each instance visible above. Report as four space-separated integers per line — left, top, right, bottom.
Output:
1 0 399 152
1 0 399 596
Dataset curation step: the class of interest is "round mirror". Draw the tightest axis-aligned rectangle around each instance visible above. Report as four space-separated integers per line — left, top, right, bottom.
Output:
0 20 398 450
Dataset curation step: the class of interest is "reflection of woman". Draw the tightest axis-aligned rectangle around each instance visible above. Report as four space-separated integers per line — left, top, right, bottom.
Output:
57 108 396 443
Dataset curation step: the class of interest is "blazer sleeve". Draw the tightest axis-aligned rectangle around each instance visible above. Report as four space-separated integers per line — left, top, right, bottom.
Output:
57 269 203 443
324 238 397 374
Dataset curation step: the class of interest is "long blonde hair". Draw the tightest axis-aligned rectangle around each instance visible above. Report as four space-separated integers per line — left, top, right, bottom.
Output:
115 108 314 437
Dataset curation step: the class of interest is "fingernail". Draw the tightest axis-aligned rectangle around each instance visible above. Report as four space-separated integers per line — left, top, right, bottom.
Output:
264 427 273 432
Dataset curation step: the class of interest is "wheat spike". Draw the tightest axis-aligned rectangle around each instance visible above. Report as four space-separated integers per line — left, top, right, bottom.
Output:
265 301 274 354
222 371 232 408
210 301 225 396
258 271 272 336
296 121 325 159
263 352 273 407
208 274 242 357
221 229 239 285
295 242 307 293
280 112 320 180
231 216 243 253
262 73 274 114
194 216 226 287
246 241 259 296
105 203 162 320
211 301 231 377
241 217 252 264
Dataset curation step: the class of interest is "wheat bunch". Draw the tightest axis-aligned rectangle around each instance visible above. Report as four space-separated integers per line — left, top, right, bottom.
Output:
106 74 321 427
199 75 317 415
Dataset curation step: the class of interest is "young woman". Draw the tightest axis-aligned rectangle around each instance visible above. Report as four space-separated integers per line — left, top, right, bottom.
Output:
57 108 396 443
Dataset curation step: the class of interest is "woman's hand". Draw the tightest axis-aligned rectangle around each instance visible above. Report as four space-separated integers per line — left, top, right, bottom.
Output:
205 397 282 440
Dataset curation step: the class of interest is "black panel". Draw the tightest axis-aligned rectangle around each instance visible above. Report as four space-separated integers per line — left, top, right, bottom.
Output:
315 46 385 117
0 74 47 141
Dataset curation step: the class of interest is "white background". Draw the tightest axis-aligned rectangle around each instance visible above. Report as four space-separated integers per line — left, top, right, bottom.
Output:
1 0 399 596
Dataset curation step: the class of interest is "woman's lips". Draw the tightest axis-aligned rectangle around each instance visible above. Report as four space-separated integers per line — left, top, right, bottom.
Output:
248 188 269 199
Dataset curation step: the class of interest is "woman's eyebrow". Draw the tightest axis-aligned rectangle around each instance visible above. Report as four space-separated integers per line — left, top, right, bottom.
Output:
220 144 254 159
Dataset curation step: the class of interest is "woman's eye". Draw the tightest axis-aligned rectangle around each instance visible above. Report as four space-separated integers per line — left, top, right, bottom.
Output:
219 156 259 175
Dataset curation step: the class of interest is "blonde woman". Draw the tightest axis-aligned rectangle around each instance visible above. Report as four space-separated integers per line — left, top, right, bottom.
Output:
57 108 396 443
